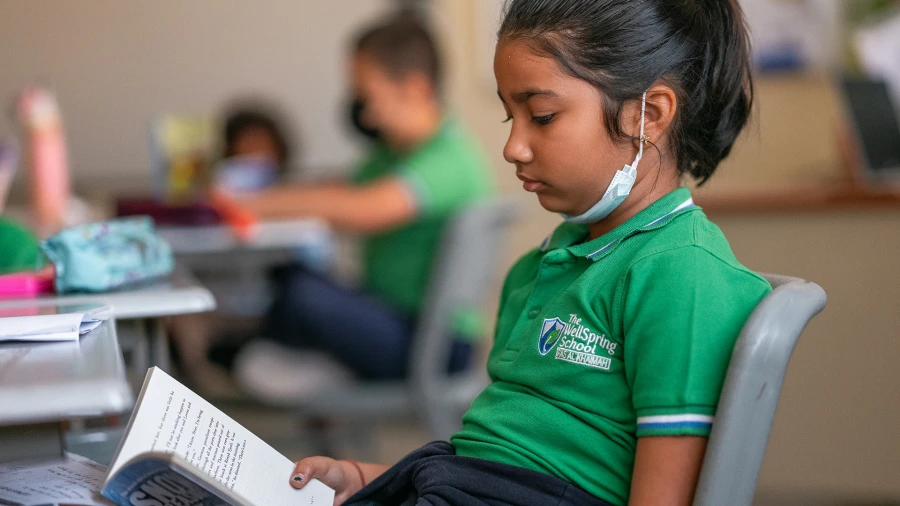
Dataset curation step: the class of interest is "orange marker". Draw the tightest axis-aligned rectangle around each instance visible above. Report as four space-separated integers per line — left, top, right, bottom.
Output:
209 188 259 242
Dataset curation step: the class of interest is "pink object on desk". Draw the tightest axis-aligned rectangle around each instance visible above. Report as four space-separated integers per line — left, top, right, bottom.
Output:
0 269 55 298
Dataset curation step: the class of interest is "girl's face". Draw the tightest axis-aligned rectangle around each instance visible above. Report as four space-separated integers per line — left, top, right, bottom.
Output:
494 39 640 216
232 126 280 164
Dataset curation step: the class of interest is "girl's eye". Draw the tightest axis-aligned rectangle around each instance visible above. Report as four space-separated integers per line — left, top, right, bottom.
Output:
532 114 555 125
502 116 512 123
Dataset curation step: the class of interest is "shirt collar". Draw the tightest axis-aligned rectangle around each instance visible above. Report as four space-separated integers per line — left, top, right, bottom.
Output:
540 187 698 262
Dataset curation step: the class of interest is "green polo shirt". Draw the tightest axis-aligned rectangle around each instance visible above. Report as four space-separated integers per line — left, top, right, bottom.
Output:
452 187 771 505
354 117 493 338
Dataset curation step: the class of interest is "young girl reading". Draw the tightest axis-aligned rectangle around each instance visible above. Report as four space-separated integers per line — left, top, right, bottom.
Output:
289 1 771 504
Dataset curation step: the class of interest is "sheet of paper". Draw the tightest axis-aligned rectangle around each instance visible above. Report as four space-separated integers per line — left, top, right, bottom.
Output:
107 367 334 506
0 305 111 343
0 453 112 506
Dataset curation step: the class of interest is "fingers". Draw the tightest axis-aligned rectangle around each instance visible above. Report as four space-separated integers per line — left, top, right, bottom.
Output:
290 456 331 489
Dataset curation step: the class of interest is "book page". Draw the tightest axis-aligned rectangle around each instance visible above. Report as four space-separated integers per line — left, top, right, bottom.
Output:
107 368 333 506
0 453 111 505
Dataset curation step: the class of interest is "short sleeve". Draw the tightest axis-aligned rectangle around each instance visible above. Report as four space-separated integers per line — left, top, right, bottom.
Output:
622 246 770 437
398 129 489 216
398 157 470 216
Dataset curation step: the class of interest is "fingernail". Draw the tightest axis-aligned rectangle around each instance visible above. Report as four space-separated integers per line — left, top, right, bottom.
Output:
292 475 303 483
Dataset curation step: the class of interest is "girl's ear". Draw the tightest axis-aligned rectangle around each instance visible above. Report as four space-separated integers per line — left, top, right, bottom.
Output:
641 85 678 143
622 84 678 145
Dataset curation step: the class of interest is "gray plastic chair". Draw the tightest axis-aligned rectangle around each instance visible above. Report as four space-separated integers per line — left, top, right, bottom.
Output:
693 273 827 506
284 198 520 441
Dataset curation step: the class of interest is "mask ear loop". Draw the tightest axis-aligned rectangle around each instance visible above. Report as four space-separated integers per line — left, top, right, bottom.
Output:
632 91 648 168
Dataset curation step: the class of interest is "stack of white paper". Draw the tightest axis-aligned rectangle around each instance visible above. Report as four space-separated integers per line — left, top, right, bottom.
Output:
0 305 112 342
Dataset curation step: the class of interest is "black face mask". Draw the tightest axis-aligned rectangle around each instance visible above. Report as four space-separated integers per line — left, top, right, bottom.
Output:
348 98 381 141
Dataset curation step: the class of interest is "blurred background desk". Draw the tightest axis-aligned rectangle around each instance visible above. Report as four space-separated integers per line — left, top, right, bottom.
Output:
0 271 216 374
160 219 335 326
695 184 900 214
159 218 331 255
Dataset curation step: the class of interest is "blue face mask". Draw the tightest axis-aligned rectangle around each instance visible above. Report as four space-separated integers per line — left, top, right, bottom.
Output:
561 92 648 225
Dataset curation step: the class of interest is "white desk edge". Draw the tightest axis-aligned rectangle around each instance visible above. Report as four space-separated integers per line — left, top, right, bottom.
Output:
0 320 134 425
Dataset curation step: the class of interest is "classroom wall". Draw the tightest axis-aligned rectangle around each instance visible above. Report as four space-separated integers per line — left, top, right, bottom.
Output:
0 0 389 190
434 0 900 499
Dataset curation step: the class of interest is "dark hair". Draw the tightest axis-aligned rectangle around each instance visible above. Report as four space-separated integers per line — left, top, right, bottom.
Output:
354 12 442 92
222 106 293 171
499 0 753 184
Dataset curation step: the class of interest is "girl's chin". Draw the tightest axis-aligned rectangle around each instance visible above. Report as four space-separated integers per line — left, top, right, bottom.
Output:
535 193 580 215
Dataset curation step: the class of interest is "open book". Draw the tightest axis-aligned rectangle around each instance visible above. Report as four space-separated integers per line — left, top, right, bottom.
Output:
101 367 334 506
0 304 111 342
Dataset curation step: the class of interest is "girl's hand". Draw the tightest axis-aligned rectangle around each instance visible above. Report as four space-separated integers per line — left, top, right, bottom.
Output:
290 457 364 506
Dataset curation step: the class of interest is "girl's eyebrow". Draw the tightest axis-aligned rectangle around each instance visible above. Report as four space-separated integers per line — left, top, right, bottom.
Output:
512 88 559 103
496 88 559 104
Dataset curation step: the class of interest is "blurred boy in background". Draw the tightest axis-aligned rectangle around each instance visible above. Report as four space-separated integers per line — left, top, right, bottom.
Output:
230 12 493 399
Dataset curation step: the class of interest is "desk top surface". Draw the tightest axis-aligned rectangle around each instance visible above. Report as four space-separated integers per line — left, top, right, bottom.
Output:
0 319 133 425
159 218 331 255
0 271 216 319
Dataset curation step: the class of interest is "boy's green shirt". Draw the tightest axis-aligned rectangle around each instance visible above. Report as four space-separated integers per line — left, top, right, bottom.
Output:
354 117 493 339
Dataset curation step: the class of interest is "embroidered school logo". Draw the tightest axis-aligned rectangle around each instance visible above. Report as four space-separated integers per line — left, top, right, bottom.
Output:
539 314 618 370
537 318 565 355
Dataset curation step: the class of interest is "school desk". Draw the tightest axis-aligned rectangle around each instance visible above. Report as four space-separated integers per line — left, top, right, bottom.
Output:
0 318 132 464
0 269 216 373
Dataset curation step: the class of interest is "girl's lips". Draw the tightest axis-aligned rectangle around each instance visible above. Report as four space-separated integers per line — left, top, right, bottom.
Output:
517 173 546 192
522 180 545 192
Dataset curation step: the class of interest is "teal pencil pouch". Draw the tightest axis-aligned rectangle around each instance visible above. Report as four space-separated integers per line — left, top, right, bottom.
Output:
41 216 174 293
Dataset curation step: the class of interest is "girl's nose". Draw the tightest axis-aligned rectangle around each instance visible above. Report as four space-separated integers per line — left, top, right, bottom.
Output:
503 123 534 165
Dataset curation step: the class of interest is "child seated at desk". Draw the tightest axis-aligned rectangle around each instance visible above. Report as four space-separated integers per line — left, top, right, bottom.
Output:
167 103 300 381
215 104 293 192
288 0 770 505
226 13 494 395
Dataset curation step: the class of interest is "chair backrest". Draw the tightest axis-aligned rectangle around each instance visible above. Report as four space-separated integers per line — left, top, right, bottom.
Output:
408 198 520 394
693 273 827 506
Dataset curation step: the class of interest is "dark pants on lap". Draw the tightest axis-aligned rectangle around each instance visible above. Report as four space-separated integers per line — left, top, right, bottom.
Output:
344 441 613 506
263 264 471 380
